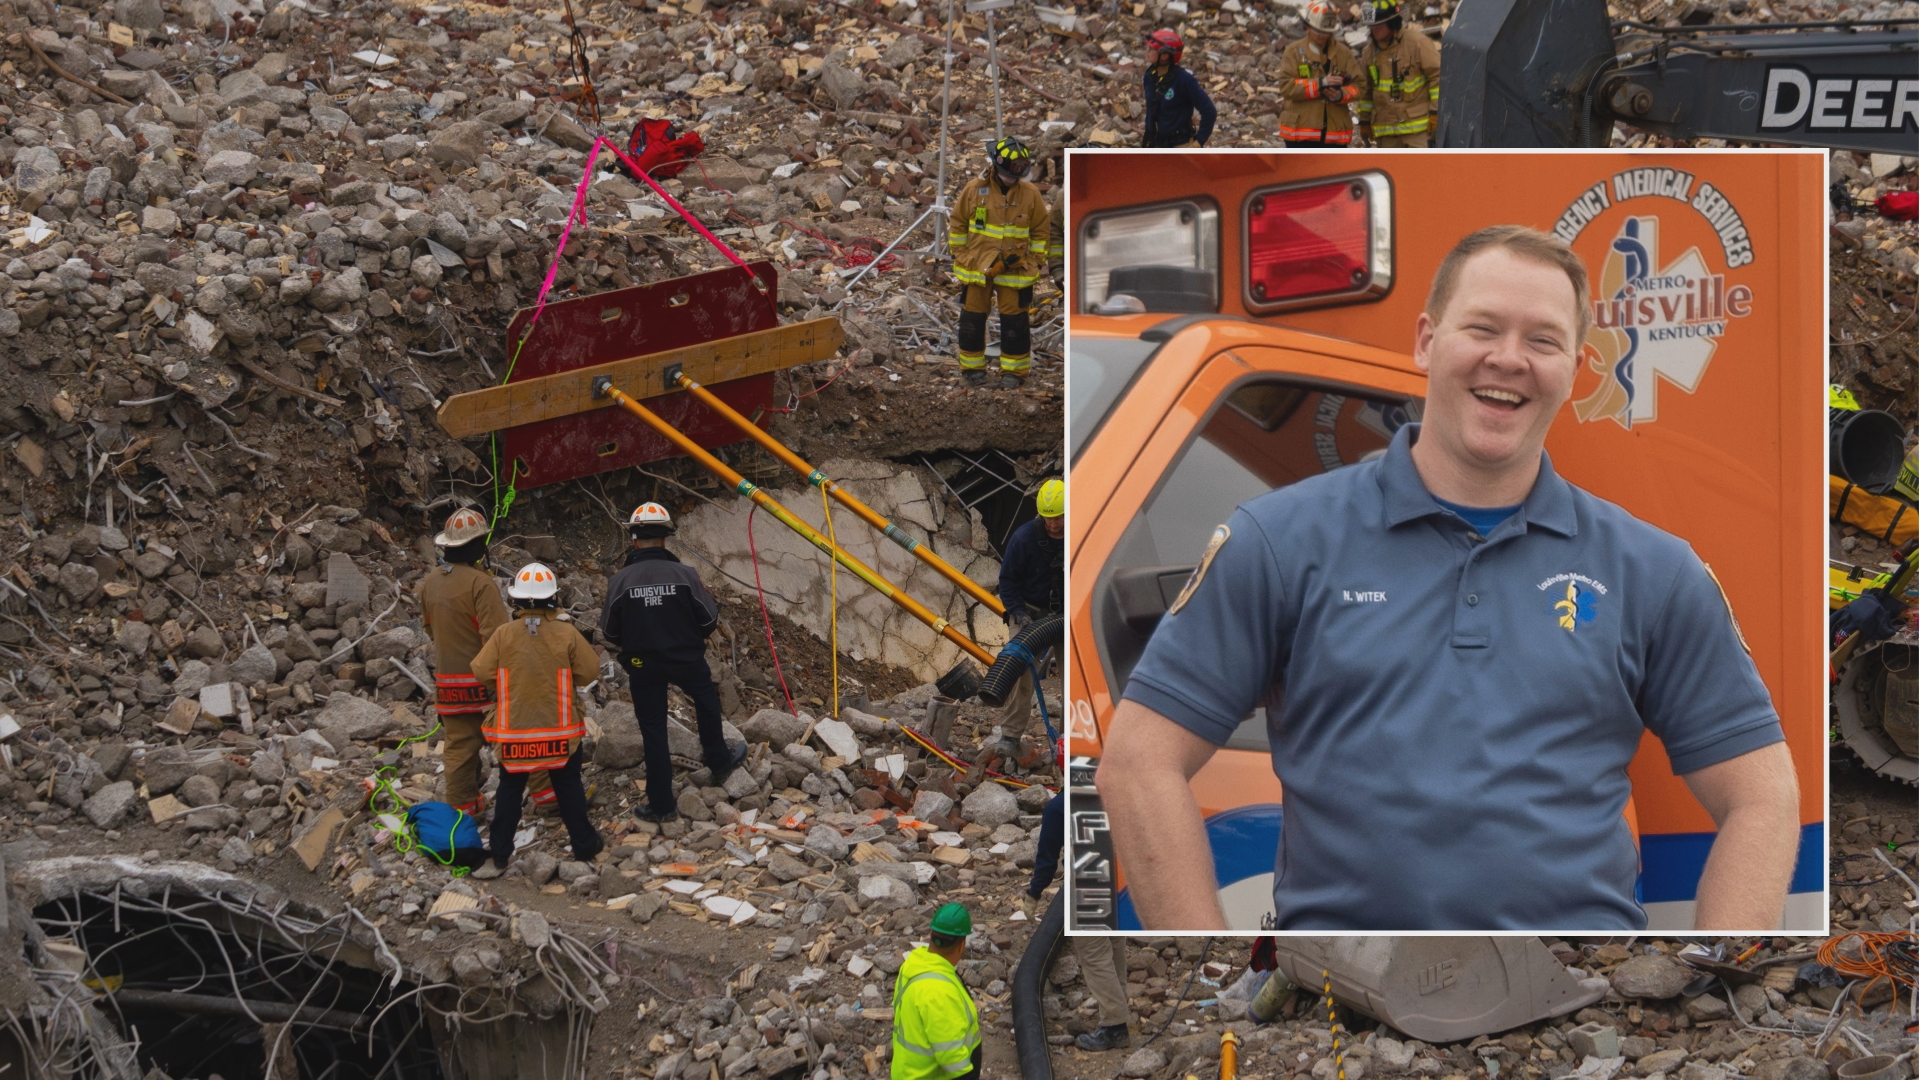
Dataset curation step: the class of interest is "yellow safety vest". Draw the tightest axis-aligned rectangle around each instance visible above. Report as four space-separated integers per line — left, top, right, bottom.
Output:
891 949 981 1079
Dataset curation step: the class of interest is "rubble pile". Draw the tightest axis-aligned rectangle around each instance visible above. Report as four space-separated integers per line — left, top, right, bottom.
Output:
1072 934 1917 1080
0 0 1081 1070
1829 151 1916 437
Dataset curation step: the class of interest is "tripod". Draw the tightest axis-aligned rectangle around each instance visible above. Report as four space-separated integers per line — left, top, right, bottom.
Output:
840 0 963 291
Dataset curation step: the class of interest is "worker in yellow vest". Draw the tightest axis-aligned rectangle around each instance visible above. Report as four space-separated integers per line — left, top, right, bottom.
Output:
1356 0 1441 146
891 904 983 1080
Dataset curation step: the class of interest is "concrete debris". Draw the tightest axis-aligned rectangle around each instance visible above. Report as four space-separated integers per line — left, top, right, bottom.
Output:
1609 954 1696 1000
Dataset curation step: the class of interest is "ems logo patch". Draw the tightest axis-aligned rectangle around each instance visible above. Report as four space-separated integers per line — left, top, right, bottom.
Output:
1538 572 1608 633
1168 524 1230 617
1554 582 1599 632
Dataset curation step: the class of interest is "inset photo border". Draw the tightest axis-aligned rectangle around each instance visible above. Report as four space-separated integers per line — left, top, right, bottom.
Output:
1061 148 1835 936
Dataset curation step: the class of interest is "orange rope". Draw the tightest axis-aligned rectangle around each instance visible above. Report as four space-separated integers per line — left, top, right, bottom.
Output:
1815 932 1917 1006
896 722 1052 793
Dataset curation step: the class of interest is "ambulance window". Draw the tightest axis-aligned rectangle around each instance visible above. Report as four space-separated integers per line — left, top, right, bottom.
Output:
1070 336 1162 461
1139 377 1420 568
1093 375 1422 750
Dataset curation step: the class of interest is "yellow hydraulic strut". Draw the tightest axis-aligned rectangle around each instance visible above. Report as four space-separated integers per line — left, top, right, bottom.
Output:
668 366 1006 616
592 376 996 667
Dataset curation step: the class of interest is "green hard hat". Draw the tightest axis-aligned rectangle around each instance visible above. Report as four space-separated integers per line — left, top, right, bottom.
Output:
930 903 972 937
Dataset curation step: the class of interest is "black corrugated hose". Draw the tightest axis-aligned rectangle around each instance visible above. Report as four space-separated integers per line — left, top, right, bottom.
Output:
1012 892 1066 1080
977 613 1066 707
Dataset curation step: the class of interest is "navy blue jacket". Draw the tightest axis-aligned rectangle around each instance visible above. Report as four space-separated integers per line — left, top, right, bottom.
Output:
1143 64 1217 147
599 546 719 666
998 517 1064 617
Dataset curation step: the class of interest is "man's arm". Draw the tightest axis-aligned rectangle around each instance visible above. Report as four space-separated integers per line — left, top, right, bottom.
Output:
1682 741 1799 930
1189 73 1217 144
684 570 720 636
1093 699 1227 930
997 528 1029 614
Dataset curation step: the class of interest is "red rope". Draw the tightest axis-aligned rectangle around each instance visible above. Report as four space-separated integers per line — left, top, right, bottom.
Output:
746 505 799 716
766 359 854 415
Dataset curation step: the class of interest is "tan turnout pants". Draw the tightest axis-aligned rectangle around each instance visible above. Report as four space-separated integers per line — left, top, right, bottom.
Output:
1073 936 1133 1029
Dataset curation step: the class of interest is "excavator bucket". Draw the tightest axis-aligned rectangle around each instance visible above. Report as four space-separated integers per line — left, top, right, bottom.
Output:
1268 937 1610 1042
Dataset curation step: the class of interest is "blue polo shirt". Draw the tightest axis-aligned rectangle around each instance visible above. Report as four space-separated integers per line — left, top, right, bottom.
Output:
1122 423 1783 930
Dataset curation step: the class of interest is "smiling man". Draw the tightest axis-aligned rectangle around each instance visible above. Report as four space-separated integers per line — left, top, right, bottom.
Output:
1094 225 1800 931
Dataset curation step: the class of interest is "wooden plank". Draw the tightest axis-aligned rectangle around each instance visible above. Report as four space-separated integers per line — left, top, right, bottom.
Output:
435 317 845 439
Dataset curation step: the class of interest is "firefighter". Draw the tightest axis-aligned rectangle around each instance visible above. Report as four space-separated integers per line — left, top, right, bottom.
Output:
1356 0 1441 147
600 503 746 822
949 138 1050 389
993 479 1065 764
1141 28 1217 148
419 508 554 816
468 562 604 877
1277 0 1366 147
891 904 983 1080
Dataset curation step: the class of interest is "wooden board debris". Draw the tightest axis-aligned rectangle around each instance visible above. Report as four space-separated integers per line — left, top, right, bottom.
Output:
434 317 845 438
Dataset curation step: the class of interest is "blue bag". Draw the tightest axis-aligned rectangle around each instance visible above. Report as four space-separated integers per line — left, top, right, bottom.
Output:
404 801 486 870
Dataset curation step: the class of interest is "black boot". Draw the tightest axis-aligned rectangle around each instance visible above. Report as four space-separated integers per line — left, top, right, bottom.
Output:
1076 1025 1130 1052
708 743 749 788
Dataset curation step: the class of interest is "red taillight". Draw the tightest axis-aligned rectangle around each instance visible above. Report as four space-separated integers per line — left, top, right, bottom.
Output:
1241 173 1392 312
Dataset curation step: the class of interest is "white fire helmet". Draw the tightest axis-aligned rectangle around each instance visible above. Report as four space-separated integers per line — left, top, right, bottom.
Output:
434 507 489 547
509 562 560 601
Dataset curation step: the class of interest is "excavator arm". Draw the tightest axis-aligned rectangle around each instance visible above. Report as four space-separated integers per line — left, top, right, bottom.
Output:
1440 0 1918 153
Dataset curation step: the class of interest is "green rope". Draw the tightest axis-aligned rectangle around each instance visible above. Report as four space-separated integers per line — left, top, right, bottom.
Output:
486 324 541 540
366 721 475 876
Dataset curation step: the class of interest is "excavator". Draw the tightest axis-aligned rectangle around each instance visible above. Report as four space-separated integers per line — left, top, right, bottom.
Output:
1440 0 1916 152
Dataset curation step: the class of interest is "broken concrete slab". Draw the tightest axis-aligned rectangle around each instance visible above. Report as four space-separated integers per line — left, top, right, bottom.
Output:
324 552 371 607
313 693 394 750
812 718 861 761
80 781 137 829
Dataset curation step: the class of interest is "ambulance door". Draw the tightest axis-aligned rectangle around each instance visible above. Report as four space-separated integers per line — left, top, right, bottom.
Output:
1087 341 1425 929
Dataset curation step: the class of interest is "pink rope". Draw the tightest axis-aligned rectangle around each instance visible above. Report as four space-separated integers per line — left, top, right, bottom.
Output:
503 138 603 379
506 131 752 379
600 137 751 270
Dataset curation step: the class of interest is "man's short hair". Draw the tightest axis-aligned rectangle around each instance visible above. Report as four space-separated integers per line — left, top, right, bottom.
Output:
1425 225 1592 348
930 931 965 949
